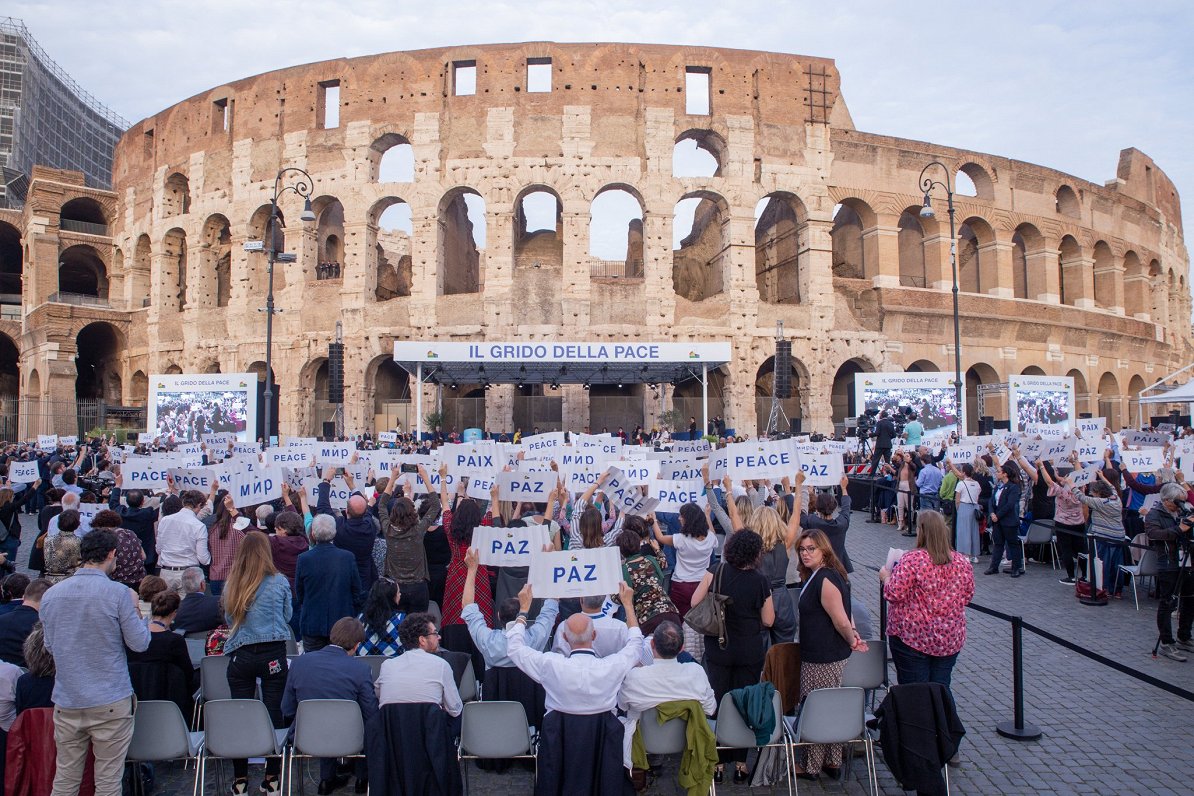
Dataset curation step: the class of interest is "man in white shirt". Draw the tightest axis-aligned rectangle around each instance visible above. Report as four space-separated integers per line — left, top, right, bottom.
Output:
155 490 211 593
46 492 92 537
375 613 462 720
617 620 716 766
551 594 628 658
507 583 644 795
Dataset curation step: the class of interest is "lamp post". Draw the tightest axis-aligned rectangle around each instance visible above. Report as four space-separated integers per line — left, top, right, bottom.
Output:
260 167 316 447
918 161 963 436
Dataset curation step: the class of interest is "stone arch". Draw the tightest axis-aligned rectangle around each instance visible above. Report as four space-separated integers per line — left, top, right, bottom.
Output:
956 163 994 200
248 204 286 293
906 360 939 372
1092 240 1117 311
513 185 563 266
1055 185 1080 219
1058 235 1082 306
754 355 805 434
59 197 109 231
370 132 415 183
26 369 40 404
0 221 21 297
754 191 808 304
965 362 1001 433
1067 368 1090 417
130 370 148 407
161 228 187 310
672 190 728 302
1122 251 1146 318
314 197 345 279
58 244 108 299
589 185 644 267
1097 371 1121 429
162 172 190 218
1014 222 1047 301
164 363 183 375
75 321 124 403
831 357 877 424
369 197 413 301
897 209 927 288
302 356 333 437
830 199 875 279
1128 374 1147 428
0 332 18 396
202 359 222 374
437 187 485 295
201 214 232 308
366 355 412 428
673 129 723 178
1021 365 1047 376
957 216 994 294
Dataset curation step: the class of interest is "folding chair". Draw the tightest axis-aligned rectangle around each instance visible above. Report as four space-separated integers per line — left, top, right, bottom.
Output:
457 701 536 794
285 699 366 796
639 706 715 794
1119 547 1159 610
360 654 388 682
789 687 877 796
1021 521 1058 569
710 691 792 796
192 654 231 730
459 660 478 702
198 699 288 796
184 632 208 668
841 640 887 712
126 700 203 796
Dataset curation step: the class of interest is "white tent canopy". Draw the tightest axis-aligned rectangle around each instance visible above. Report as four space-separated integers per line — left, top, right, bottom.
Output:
1138 379 1194 404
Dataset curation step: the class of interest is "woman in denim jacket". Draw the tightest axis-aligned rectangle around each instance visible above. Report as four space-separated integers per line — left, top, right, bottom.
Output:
223 531 293 795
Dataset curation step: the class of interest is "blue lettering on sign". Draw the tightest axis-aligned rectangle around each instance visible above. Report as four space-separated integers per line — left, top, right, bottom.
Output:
733 452 791 469
552 564 599 583
130 469 168 482
491 539 531 556
458 454 494 468
238 478 275 498
510 480 545 494
801 463 829 476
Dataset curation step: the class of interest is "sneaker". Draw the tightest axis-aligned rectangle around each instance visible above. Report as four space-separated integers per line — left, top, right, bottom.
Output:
230 781 249 796
260 777 281 795
970 556 978 564
1058 577 1077 585
1176 639 1194 652
1160 644 1189 662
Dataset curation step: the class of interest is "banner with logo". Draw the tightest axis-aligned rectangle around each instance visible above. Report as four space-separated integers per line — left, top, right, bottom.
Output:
474 524 554 567
1076 417 1106 438
497 471 554 502
1009 375 1074 433
122 459 170 490
724 440 797 480
168 468 215 492
528 547 624 598
521 432 567 459
1121 448 1163 473
146 373 259 444
798 453 845 487
853 372 963 440
1122 430 1168 449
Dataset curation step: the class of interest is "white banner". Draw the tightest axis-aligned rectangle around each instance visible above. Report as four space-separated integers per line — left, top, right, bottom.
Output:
946 444 982 465
659 458 703 482
528 547 624 598
649 479 706 512
37 435 57 452
1076 417 1106 437
442 443 501 476
168 468 215 492
610 459 660 487
725 440 797 480
7 460 39 484
59 435 78 448
671 439 712 456
137 432 155 444
1070 464 1100 487
123 460 170 490
564 463 605 493
232 443 261 457
223 464 284 508
267 448 312 467
465 473 499 501
1122 430 1168 449
315 443 357 466
377 432 398 443
1075 439 1107 464
1039 436 1076 463
474 524 553 567
288 437 318 448
304 477 351 509
1121 448 1163 473
522 432 567 459
398 470 458 495
798 453 845 487
395 341 732 365
576 434 623 457
497 471 555 501
1024 423 1067 439
201 433 237 446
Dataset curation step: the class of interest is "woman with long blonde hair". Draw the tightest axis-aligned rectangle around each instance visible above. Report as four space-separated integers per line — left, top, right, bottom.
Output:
222 532 292 795
748 504 799 642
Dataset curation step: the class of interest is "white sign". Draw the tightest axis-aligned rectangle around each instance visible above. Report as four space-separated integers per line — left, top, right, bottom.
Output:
660 458 704 482
946 444 982 465
576 434 623 457
315 443 356 466
1069 465 1100 487
267 449 312 467
1075 439 1107 464
442 443 501 476
168 468 215 492
1009 375 1075 433
465 474 499 501
59 435 78 448
304 477 351 509
37 435 57 452
378 432 398 443
522 432 566 459
528 547 624 598
497 471 555 501
474 525 553 567
123 460 170 490
288 437 318 448
649 479 706 512
1039 436 1076 463
1025 423 1067 440
798 453 845 487
611 459 660 487
564 463 606 493
1122 430 1168 449
7 460 39 484
671 439 712 456
394 341 732 365
137 432 156 444
724 440 796 480
202 433 236 446
854 372 963 440
223 464 284 508
1076 417 1106 437
147 373 258 443
1121 448 1163 473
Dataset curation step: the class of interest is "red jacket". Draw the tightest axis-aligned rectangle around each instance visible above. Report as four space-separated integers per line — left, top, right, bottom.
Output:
6 708 96 796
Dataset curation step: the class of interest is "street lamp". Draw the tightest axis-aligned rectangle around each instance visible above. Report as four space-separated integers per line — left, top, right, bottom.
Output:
918 161 963 436
260 167 315 447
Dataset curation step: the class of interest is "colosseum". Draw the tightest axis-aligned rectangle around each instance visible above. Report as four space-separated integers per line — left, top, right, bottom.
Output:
1 42 1190 440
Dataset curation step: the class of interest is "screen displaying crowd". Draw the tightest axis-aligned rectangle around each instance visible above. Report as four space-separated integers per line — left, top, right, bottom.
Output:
1015 389 1070 428
152 390 249 442
863 386 959 435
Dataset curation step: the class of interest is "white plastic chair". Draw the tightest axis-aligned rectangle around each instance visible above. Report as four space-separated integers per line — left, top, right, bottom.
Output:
457 701 536 794
285 699 366 796
1119 547 1159 610
789 687 877 796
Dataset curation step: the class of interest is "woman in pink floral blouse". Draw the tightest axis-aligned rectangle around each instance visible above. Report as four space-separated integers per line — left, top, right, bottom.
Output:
879 510 975 689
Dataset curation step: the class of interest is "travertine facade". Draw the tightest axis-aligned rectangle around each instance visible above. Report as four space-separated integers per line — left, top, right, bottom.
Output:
3 43 1190 438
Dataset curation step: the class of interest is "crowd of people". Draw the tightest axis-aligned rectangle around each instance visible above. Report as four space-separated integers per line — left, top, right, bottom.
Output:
153 391 250 442
1014 390 1070 428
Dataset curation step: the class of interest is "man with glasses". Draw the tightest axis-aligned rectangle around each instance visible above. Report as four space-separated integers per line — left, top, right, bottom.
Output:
374 612 462 719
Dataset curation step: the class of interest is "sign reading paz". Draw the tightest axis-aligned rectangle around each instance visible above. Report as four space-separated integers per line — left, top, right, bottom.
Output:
497 471 554 501
528 547 624 598
473 525 553 567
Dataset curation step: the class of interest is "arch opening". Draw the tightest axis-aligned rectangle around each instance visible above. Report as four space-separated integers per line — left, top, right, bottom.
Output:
163 173 191 218
589 186 644 277
897 210 926 288
371 198 413 301
514 188 563 268
754 192 806 304
315 198 345 280
672 131 722 178
672 192 727 302
58 245 108 299
438 188 486 295
75 322 123 403
59 197 108 233
371 133 415 183
0 222 21 297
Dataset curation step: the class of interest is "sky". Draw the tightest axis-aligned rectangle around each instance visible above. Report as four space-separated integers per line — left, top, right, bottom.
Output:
10 1 1194 263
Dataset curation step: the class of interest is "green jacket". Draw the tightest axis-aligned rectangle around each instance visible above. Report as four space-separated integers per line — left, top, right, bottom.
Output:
730 681 776 746
939 471 958 502
630 699 718 796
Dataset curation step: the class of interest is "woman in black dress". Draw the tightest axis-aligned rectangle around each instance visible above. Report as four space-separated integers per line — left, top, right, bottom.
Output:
126 591 197 718
689 529 774 784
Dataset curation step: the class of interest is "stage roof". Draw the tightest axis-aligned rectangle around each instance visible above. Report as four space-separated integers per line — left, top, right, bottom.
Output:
392 341 731 386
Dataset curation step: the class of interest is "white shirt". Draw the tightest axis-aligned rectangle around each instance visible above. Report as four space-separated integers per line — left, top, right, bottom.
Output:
0 660 19 731
155 508 211 567
47 512 93 538
375 648 463 717
552 612 628 658
671 533 716 582
506 621 644 715
617 656 718 769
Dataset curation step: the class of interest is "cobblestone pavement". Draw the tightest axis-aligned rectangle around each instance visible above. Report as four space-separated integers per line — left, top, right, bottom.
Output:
18 510 1194 795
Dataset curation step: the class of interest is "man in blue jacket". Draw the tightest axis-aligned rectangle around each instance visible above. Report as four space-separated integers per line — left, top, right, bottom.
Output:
282 617 377 794
108 471 160 572
296 514 364 652
315 469 379 590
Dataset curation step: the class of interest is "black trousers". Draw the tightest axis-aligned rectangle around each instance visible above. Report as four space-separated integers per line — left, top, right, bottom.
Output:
227 641 289 778
868 446 892 475
705 656 765 763
1157 570 1194 644
1053 521 1088 579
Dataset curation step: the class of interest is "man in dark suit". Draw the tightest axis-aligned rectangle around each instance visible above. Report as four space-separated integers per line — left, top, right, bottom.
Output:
296 514 364 652
0 578 49 666
869 411 897 475
282 617 378 794
171 567 223 634
109 473 160 572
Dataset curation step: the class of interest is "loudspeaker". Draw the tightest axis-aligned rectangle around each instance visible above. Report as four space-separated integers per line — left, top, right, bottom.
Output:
993 420 1011 431
322 421 336 439
1078 412 1093 419
774 340 792 399
790 417 802 434
979 415 994 435
328 342 345 403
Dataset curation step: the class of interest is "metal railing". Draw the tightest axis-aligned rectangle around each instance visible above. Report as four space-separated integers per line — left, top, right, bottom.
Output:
47 292 110 307
589 258 644 279
59 218 109 236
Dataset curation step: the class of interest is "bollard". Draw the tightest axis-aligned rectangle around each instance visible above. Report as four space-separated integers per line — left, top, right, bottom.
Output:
995 615 1042 740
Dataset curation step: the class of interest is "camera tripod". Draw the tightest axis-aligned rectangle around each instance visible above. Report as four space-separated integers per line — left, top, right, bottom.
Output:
1151 527 1193 658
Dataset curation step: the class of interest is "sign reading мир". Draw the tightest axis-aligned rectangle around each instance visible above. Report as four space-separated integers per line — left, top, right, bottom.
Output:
392 341 732 363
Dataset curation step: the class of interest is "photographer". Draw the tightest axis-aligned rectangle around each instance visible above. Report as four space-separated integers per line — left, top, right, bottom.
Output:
1145 482 1194 662
868 410 897 475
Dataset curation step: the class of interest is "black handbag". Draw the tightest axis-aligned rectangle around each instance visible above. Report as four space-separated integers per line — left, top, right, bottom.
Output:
683 563 732 648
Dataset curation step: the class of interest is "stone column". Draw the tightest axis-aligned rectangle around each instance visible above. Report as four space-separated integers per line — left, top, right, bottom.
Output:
869 215 902 288
922 230 953 290
1026 248 1059 303
560 204 591 329
486 384 515 435
985 232 1015 298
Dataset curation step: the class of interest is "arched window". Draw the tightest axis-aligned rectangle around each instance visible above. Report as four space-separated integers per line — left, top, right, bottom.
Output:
371 133 415 183
315 198 346 280
754 192 806 303
59 198 108 234
202 214 232 307
438 188 486 295
672 130 722 178
830 201 872 279
1092 241 1116 311
1058 235 1082 306
163 173 190 218
897 210 926 288
672 192 728 301
1055 185 1080 219
58 245 108 299
589 186 644 278
514 187 562 267
0 222 21 297
370 198 413 301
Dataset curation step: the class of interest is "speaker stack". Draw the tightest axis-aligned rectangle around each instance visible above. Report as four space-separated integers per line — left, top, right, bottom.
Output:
774 340 792 399
328 342 345 403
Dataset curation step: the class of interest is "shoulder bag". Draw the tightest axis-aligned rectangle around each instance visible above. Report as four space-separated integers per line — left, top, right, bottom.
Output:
683 563 733 648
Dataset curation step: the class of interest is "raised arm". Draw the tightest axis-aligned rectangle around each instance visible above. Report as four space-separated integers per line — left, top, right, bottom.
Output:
722 476 745 532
